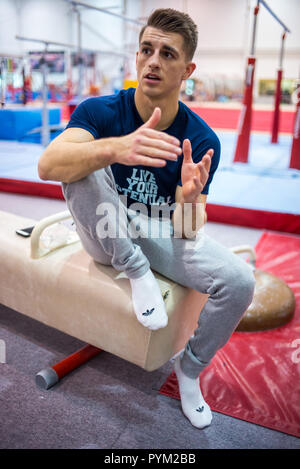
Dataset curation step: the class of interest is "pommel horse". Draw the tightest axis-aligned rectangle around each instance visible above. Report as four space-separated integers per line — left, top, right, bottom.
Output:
0 209 209 389
1 210 293 390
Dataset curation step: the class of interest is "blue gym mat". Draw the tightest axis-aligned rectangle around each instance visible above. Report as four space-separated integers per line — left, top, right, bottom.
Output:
0 107 61 143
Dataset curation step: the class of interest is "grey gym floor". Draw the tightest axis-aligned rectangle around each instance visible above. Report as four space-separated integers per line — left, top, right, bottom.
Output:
0 191 299 450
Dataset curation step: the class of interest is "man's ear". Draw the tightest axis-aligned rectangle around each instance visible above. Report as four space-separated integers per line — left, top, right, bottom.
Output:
182 62 196 80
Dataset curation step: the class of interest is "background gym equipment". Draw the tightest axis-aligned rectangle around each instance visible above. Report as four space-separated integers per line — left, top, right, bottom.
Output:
0 209 296 391
0 0 299 450
271 31 286 144
0 209 209 384
290 78 300 170
15 34 129 147
230 245 296 331
160 230 300 438
234 0 291 163
0 0 298 236
0 58 6 108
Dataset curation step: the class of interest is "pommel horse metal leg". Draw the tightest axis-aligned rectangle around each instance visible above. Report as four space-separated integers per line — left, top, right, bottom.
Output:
36 345 102 390
29 211 102 389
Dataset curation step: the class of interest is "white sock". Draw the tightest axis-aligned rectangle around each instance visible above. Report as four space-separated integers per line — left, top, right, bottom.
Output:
174 357 212 429
129 269 168 331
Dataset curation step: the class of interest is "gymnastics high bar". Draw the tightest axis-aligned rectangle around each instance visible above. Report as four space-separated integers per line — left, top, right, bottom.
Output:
234 0 291 162
66 0 144 26
259 0 291 33
15 35 129 58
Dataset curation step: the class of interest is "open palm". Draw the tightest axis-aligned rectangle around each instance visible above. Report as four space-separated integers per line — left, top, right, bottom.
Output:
181 139 213 204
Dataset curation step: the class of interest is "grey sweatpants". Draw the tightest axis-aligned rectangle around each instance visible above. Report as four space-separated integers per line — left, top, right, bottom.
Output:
62 166 255 379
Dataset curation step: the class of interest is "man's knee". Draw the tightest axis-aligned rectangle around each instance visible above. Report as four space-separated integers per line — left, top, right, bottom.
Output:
221 260 256 310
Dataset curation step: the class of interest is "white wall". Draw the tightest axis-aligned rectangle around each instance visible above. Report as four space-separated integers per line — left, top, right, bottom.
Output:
138 0 300 81
0 0 135 94
0 0 71 55
0 0 299 95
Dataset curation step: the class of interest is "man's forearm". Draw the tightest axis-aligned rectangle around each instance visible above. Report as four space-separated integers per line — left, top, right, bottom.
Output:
172 200 206 239
38 137 116 183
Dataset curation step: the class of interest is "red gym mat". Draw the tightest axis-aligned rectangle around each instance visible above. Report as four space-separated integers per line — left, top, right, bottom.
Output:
159 231 300 438
63 103 295 133
189 106 295 133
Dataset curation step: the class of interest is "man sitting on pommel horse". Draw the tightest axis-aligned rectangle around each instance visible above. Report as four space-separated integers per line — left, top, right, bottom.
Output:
38 8 255 429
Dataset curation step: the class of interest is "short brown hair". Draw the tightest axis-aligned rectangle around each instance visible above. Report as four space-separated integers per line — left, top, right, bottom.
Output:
139 8 198 61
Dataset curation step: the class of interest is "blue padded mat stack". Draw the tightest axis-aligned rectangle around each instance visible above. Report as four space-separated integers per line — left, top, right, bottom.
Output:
0 107 61 143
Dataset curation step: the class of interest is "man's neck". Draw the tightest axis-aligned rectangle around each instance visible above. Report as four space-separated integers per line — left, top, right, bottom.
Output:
134 86 179 131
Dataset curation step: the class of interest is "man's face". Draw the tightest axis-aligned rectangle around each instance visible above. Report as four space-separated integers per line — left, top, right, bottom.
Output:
136 26 195 99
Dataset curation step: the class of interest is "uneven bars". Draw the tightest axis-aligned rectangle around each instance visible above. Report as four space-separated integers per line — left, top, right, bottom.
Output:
259 0 291 33
16 35 73 49
67 0 144 26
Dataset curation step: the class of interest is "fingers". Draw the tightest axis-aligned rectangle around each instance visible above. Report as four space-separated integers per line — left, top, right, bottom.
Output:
195 148 213 185
142 128 181 147
196 162 209 187
182 139 193 163
136 136 181 160
183 175 203 202
132 127 182 164
181 147 214 200
133 156 167 168
143 107 161 130
198 149 213 171
193 148 213 188
136 146 178 162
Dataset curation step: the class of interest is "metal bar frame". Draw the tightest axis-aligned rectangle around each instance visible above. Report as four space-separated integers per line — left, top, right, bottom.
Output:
15 35 128 58
41 44 50 147
279 32 286 69
259 0 291 33
36 344 102 389
15 33 129 147
250 1 260 57
66 0 144 26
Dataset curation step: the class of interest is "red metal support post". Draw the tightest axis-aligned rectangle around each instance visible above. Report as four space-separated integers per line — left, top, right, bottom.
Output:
289 85 300 169
233 3 259 163
271 68 283 143
271 32 286 143
233 56 256 163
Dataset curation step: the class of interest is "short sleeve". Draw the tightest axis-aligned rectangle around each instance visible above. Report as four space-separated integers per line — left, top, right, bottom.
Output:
65 98 100 139
178 133 221 195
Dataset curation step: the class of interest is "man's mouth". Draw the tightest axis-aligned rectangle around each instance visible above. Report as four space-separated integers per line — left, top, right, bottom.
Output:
144 73 161 82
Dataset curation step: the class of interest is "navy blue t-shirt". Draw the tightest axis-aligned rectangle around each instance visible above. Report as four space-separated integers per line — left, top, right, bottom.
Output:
66 88 220 216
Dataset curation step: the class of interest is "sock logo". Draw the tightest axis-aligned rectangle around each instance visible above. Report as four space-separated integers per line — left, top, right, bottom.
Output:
196 405 204 413
142 308 155 316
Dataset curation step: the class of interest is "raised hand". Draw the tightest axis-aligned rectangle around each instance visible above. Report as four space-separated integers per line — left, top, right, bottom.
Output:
181 139 213 204
112 107 182 167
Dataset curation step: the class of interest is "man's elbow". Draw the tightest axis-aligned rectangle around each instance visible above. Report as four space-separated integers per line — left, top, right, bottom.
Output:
38 145 62 182
38 158 51 181
38 152 61 181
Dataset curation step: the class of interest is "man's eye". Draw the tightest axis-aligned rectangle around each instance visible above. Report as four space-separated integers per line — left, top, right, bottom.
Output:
164 52 173 59
142 48 151 54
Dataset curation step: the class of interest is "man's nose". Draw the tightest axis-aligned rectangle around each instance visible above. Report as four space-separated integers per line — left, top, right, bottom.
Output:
148 50 161 69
